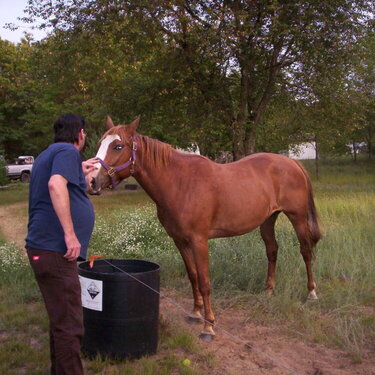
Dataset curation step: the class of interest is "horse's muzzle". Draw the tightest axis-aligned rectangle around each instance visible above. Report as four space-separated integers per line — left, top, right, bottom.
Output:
88 177 102 195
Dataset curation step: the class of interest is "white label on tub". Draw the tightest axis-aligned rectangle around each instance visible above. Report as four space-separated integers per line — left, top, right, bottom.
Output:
79 276 103 311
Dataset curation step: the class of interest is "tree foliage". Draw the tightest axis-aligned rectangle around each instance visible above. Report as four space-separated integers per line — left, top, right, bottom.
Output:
0 0 373 162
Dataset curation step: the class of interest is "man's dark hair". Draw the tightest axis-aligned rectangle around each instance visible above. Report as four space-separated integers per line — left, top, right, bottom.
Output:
54 114 85 143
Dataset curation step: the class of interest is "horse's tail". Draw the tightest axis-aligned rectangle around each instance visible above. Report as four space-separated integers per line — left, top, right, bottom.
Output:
294 161 321 248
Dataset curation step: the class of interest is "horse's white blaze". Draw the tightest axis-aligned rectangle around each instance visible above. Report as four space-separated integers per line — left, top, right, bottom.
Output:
91 134 121 178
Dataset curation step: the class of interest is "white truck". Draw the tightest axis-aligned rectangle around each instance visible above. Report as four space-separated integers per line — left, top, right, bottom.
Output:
5 156 34 183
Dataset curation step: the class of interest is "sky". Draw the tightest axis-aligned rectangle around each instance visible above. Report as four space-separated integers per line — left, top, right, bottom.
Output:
0 0 48 43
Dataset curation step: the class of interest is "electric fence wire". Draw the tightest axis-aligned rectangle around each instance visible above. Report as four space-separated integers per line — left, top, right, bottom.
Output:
101 259 302 375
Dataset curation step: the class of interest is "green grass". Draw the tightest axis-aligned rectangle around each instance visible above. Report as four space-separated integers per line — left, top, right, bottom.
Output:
0 182 29 206
88 159 375 361
304 158 375 190
0 188 212 374
0 158 374 371
0 251 213 374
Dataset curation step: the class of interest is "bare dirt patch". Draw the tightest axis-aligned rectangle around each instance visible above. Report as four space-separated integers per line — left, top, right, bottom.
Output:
1 202 374 375
161 290 375 375
0 202 28 248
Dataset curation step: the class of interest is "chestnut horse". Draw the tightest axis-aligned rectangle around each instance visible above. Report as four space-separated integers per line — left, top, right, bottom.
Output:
88 117 321 341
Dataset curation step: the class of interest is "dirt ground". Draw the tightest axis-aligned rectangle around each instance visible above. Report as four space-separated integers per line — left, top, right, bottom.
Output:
161 291 375 375
0 202 28 247
1 203 374 375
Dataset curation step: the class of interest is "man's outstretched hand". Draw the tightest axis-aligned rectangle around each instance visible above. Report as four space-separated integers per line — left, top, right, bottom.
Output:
82 158 98 176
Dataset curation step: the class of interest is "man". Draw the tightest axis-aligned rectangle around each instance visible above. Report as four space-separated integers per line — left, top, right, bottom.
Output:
25 113 97 375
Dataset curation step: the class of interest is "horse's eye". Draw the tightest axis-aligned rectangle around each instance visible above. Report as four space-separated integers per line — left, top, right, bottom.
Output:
114 145 124 151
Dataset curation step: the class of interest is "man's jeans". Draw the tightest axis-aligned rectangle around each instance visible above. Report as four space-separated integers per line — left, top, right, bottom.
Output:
27 248 84 375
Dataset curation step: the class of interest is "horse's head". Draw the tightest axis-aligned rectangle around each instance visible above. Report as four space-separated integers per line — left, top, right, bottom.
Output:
88 116 139 195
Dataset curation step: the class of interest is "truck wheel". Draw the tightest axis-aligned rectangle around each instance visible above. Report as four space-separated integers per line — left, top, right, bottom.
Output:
20 172 30 183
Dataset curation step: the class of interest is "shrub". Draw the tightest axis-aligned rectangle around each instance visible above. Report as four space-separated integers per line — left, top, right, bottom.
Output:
0 153 8 186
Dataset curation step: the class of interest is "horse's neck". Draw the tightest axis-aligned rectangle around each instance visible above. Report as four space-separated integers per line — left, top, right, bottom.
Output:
134 150 188 205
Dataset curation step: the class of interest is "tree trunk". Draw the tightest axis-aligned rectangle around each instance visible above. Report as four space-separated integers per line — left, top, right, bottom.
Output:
368 138 372 160
232 67 249 160
368 125 372 160
244 121 256 155
232 118 257 159
314 136 319 180
232 119 246 161
353 141 357 163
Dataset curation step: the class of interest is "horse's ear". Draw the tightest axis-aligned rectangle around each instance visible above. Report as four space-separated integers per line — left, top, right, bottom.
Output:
106 116 115 129
128 115 141 133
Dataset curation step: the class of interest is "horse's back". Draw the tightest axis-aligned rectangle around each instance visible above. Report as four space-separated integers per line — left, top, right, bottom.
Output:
242 153 312 215
240 152 310 200
185 152 310 211
206 153 310 234
217 152 307 188
164 151 311 239
229 153 308 186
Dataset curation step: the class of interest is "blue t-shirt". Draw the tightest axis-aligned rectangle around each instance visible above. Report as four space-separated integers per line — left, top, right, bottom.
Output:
25 143 95 260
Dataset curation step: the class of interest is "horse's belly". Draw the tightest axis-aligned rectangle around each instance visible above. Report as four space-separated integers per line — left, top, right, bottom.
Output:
208 209 269 239
208 226 258 239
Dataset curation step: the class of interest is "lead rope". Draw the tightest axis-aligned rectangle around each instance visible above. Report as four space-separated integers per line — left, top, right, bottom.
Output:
99 259 301 375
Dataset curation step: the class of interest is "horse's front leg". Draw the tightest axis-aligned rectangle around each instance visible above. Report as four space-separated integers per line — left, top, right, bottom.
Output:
191 237 215 342
175 240 204 322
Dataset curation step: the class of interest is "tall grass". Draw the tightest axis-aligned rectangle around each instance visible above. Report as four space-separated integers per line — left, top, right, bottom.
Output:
0 240 212 374
0 158 374 368
0 183 29 206
89 204 185 286
0 191 213 374
87 159 375 360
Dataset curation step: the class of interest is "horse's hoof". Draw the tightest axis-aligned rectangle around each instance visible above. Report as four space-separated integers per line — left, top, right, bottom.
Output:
264 288 273 297
186 315 203 324
307 290 318 301
199 333 215 343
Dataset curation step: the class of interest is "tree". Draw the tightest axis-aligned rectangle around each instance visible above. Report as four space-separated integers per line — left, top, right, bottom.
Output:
0 151 7 186
133 0 373 159
20 1 232 156
0 36 37 159
19 0 375 160
348 27 375 160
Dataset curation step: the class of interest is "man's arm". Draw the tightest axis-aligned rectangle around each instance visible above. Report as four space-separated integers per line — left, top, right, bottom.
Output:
48 174 81 261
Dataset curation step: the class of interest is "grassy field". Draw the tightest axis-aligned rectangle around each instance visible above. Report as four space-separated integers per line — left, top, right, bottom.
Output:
0 158 374 373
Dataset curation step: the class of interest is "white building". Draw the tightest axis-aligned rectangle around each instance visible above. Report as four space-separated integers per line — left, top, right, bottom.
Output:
287 142 316 160
176 143 200 155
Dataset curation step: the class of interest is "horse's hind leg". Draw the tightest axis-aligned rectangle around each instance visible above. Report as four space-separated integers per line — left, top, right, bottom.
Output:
285 212 318 300
260 212 280 296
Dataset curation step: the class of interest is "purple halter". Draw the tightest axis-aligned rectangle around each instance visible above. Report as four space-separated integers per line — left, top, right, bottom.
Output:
96 135 137 189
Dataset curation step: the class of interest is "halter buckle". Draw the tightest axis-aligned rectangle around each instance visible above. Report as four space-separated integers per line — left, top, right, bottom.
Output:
108 168 116 177
130 160 135 174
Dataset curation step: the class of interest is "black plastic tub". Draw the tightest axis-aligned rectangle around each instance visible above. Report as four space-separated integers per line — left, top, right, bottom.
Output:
78 259 160 359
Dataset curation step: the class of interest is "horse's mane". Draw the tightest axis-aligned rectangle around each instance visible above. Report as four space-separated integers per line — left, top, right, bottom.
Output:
137 134 173 169
104 125 211 169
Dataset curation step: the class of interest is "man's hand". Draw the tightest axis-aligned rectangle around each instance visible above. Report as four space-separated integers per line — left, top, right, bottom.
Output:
82 158 99 176
64 232 81 261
